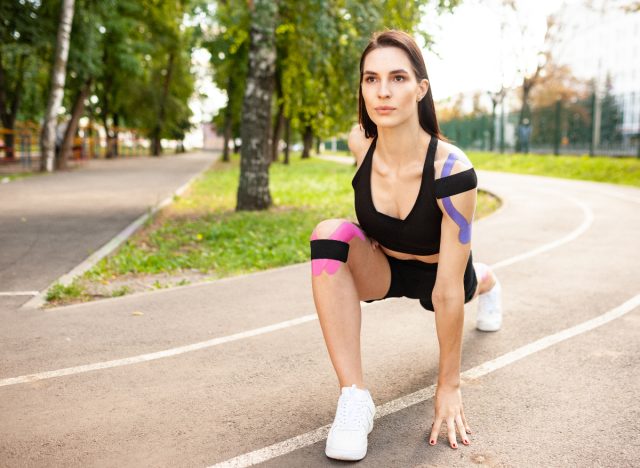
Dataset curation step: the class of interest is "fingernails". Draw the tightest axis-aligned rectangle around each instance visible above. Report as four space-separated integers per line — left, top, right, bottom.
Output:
430 440 435 445
452 443 457 449
463 439 469 445
466 429 472 434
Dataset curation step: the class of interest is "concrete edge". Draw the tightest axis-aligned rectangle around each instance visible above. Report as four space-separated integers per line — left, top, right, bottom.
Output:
20 154 218 310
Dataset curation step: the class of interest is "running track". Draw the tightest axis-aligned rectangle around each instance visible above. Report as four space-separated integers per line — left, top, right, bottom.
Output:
1 168 639 467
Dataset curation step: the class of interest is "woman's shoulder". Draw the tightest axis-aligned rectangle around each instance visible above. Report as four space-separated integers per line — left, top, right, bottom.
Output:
348 124 373 167
433 139 474 180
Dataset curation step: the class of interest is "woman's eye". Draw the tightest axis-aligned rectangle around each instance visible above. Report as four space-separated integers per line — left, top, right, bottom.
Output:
394 75 405 81
365 77 376 83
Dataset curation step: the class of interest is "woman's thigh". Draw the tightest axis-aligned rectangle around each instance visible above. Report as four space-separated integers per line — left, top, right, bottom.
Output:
311 218 391 301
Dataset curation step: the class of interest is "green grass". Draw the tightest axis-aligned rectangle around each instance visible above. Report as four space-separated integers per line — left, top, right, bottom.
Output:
85 154 355 281
45 281 90 303
0 171 43 183
469 151 640 187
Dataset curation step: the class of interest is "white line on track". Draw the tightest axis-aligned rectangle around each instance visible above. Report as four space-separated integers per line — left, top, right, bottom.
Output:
0 192 594 388
209 292 640 468
491 193 593 270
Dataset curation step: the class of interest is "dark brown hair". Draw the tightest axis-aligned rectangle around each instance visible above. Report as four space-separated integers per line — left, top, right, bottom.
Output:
358 29 448 142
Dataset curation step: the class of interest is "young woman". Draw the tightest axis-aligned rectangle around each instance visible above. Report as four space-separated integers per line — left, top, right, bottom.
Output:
309 30 503 461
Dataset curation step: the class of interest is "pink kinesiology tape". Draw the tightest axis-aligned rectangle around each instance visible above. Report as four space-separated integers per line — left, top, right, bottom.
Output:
310 222 365 276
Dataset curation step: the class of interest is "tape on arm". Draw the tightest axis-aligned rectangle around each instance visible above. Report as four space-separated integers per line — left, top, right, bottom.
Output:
434 167 478 199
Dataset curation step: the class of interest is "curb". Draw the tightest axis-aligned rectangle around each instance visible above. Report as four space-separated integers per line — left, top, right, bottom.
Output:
20 153 219 310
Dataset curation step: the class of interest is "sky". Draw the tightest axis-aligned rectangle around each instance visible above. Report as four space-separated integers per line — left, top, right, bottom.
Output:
420 0 562 101
189 0 577 128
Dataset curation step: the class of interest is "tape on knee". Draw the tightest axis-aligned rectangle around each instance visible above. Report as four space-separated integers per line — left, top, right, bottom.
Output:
310 239 349 262
309 221 365 276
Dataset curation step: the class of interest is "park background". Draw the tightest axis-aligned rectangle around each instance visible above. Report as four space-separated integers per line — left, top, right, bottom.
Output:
2 0 640 304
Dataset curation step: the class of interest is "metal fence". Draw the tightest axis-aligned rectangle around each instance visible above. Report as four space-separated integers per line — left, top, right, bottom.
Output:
0 123 176 170
440 90 640 157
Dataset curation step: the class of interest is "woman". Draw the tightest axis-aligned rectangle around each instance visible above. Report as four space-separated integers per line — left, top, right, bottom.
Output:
309 30 503 461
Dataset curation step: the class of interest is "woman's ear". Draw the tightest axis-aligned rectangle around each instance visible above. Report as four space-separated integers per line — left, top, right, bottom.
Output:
417 79 429 101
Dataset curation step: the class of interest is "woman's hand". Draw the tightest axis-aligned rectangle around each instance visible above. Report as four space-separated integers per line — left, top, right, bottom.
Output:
428 384 471 448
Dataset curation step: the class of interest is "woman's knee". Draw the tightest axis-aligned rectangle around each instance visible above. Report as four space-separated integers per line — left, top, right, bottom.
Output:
309 219 368 277
310 219 364 242
473 262 496 295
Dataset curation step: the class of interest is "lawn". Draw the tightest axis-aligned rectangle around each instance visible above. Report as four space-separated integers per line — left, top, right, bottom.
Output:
469 151 640 187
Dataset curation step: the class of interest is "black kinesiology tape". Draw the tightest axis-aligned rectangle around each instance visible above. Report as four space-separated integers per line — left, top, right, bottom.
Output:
434 168 478 199
310 239 349 262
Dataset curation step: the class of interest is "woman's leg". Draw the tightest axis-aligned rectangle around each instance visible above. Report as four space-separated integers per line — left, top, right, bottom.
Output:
310 219 391 391
471 262 497 299
471 262 502 331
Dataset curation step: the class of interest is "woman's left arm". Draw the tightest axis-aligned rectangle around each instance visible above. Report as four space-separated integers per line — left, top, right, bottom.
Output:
428 153 477 449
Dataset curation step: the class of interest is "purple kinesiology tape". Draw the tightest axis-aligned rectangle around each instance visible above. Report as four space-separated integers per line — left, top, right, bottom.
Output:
441 153 472 244
310 222 366 276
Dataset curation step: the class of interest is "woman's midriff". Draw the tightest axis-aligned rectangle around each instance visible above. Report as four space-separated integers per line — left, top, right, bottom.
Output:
380 244 439 264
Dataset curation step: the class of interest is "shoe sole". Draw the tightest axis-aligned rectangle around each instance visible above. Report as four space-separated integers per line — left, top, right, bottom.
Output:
325 445 367 461
325 423 373 461
476 321 501 332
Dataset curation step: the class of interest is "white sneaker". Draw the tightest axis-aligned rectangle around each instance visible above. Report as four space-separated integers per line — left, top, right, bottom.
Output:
476 277 502 332
325 384 376 461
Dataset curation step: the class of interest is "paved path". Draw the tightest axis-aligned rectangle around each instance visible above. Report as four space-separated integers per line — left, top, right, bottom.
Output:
1 166 639 467
0 152 217 300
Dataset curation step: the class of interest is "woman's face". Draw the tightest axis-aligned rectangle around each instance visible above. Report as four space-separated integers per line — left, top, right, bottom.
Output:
361 46 428 130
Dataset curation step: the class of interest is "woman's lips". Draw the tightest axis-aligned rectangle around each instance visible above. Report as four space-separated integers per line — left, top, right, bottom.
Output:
375 106 396 114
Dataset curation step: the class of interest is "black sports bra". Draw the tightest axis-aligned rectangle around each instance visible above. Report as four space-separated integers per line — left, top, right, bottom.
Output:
351 135 442 255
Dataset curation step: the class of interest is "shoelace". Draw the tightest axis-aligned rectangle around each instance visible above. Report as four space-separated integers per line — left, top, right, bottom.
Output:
334 394 369 431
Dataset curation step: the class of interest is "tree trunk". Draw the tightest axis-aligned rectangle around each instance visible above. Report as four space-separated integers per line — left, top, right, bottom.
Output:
0 51 26 160
271 102 284 163
222 114 232 162
271 69 284 163
236 0 278 211
58 77 91 169
283 116 290 165
152 52 175 157
301 124 312 159
40 0 75 172
104 113 120 158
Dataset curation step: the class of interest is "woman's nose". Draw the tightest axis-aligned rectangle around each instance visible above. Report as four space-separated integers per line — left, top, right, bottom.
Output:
377 80 391 98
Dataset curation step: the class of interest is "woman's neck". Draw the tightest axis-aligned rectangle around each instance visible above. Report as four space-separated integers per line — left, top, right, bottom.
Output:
375 120 431 166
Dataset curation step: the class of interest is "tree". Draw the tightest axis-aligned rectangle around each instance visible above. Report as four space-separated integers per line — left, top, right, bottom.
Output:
206 1 250 162
236 0 278 210
58 0 106 168
0 1 55 159
40 0 75 172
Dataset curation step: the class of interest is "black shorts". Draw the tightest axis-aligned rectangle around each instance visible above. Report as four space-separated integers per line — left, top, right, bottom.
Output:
365 251 478 311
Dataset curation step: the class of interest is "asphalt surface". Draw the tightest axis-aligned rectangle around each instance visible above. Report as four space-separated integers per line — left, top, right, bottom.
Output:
0 152 217 296
1 158 639 467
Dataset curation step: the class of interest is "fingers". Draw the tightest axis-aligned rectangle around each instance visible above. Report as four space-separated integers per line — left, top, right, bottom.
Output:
447 418 458 448
461 407 472 434
428 418 441 446
456 414 470 445
429 416 471 448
